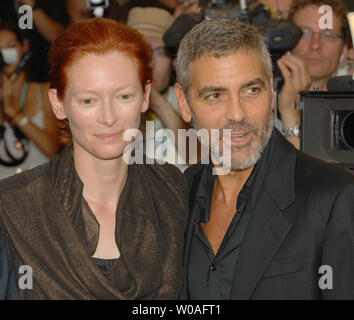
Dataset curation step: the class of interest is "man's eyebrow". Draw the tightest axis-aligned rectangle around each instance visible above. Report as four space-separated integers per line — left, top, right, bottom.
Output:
241 78 267 89
197 86 227 98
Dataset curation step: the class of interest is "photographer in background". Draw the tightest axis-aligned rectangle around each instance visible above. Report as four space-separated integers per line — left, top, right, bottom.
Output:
66 0 92 25
108 0 198 22
262 0 294 19
0 0 67 83
127 7 190 170
276 0 349 149
0 22 59 179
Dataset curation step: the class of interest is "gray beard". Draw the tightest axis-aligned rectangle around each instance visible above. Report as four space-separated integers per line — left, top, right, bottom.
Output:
191 108 274 171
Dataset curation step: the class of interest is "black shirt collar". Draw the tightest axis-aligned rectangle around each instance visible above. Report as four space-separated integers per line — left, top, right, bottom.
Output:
194 129 277 222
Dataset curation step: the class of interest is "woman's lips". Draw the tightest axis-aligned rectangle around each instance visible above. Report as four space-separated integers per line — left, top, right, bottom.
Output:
95 131 123 142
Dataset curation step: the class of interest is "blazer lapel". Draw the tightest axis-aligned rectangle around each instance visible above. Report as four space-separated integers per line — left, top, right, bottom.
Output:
229 190 292 299
230 130 297 299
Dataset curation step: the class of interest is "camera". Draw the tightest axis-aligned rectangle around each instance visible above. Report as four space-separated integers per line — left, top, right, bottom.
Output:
86 0 109 9
164 0 302 81
297 91 354 170
0 52 4 73
86 0 109 17
333 110 354 150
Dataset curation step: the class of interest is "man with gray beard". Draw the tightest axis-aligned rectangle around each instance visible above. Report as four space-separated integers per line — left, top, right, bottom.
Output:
175 19 354 300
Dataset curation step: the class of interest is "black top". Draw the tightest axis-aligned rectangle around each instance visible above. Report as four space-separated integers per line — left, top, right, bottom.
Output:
92 257 120 282
187 133 273 299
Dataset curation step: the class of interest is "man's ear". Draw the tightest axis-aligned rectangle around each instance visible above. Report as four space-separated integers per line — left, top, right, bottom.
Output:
48 89 66 120
270 73 275 111
175 82 192 123
142 82 152 113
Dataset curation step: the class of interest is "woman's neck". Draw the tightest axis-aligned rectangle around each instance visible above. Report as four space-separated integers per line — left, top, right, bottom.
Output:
73 146 129 206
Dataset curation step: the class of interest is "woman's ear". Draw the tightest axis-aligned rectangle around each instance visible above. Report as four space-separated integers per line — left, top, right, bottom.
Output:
48 89 66 120
142 82 152 113
175 82 192 123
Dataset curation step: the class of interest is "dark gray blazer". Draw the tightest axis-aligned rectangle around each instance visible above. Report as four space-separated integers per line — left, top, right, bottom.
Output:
184 130 354 299
0 235 18 300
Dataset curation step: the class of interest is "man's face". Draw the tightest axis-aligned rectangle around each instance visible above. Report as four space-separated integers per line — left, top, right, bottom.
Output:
147 37 172 93
176 50 274 171
291 5 346 82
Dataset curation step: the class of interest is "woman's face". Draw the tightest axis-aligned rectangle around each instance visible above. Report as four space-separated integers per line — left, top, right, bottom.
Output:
51 51 150 161
0 29 23 75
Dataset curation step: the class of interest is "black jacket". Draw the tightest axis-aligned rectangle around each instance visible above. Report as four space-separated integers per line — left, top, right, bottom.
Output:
0 235 18 300
184 129 354 299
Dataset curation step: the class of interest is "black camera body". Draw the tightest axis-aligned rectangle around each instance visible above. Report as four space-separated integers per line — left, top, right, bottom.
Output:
86 0 109 10
0 52 4 73
298 91 354 169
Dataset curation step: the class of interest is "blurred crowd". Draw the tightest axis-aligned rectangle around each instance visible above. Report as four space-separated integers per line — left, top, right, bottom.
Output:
0 0 353 178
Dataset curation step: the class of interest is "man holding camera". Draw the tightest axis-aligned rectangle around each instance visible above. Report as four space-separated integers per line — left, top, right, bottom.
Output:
277 0 349 149
175 18 354 300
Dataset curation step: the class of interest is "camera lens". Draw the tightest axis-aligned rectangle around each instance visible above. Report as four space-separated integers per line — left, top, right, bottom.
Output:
341 111 354 150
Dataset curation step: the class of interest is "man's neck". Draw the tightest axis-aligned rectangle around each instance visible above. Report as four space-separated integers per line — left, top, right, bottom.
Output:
311 78 329 91
213 165 254 204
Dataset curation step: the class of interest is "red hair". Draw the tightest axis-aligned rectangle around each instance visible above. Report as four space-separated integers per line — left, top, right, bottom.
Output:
49 18 152 145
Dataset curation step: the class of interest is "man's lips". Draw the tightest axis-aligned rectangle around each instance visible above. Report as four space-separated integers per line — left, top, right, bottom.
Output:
306 57 323 63
222 131 253 148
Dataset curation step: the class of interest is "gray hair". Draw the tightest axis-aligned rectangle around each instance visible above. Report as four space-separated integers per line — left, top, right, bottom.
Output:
176 19 273 93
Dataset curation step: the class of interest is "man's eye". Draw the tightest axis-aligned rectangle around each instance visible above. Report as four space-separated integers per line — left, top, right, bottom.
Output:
249 87 260 93
323 31 335 39
206 93 221 100
245 87 261 96
154 48 168 58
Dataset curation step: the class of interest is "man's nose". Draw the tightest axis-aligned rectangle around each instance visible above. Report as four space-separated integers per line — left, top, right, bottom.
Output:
310 32 322 50
99 99 117 127
225 96 247 123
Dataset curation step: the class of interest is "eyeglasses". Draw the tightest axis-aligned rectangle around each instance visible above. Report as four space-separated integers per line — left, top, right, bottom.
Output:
300 27 344 43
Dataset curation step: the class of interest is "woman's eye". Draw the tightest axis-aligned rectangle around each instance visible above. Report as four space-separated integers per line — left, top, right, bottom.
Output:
80 98 94 105
116 93 134 101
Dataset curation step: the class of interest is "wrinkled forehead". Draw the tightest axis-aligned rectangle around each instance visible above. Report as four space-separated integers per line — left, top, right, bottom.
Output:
190 49 269 79
188 49 270 90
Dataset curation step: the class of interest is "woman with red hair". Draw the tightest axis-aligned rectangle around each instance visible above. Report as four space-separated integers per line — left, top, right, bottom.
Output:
0 18 188 299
